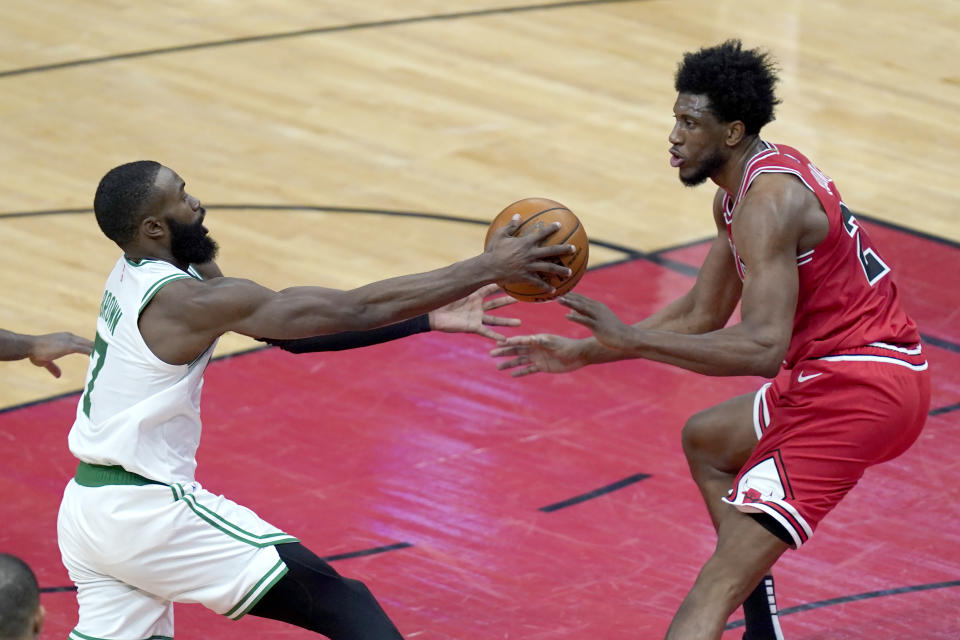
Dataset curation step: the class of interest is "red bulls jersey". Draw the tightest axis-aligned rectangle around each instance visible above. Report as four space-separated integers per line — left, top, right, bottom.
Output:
720 142 919 368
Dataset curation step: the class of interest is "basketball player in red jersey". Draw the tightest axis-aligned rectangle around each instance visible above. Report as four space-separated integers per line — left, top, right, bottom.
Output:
493 40 930 639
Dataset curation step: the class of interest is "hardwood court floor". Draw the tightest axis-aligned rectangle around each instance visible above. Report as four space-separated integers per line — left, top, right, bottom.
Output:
0 1 958 637
0 0 957 406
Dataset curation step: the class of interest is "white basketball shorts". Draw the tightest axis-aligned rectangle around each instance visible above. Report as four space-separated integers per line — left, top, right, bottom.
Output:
57 469 298 640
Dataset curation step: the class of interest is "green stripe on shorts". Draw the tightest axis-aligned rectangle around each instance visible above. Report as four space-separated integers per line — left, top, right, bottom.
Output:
224 558 289 620
179 492 298 548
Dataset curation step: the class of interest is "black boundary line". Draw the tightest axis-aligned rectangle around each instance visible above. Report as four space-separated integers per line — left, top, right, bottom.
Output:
539 473 651 512
929 402 960 417
39 541 414 594
645 234 716 256
0 0 642 79
320 541 413 562
642 253 700 277
38 586 76 594
0 388 84 415
0 204 640 256
0 342 273 416
855 212 960 251
918 333 960 355
725 579 960 630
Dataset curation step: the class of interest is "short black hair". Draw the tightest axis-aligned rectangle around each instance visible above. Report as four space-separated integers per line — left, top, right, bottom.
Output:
674 39 780 135
93 160 162 245
0 554 39 639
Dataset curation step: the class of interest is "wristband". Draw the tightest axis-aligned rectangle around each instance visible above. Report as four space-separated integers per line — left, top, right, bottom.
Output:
257 314 431 353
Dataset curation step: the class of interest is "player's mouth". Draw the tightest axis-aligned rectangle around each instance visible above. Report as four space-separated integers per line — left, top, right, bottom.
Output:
669 149 684 168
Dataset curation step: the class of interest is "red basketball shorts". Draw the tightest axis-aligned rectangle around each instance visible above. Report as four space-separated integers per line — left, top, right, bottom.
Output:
723 342 930 548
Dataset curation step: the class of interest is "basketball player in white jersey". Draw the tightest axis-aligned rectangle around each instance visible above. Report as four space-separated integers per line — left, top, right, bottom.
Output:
57 160 575 640
0 330 91 377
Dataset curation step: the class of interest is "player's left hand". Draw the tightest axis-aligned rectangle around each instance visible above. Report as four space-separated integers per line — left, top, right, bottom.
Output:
559 293 633 351
429 284 521 341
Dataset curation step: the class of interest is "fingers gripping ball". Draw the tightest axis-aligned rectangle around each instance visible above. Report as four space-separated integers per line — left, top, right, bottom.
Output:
485 197 589 302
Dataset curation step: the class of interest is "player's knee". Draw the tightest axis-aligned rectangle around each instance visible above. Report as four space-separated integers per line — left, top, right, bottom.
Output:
681 409 717 461
341 576 372 598
336 576 382 611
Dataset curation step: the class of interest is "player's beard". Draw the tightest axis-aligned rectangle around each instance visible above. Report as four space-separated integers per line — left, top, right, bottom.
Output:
167 215 219 266
680 148 725 187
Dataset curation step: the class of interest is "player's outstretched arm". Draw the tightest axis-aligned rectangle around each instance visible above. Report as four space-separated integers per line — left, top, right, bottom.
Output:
560 176 807 378
141 218 576 364
259 284 519 353
0 330 94 378
249 217 572 337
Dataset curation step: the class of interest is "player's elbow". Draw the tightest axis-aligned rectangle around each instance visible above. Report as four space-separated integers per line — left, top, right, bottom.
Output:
751 340 788 378
753 357 783 379
737 326 787 378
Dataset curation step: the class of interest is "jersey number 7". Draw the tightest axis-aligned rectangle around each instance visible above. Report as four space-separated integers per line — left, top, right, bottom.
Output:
81 332 108 418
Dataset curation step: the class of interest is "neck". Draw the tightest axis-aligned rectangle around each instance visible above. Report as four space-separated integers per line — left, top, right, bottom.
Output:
122 247 185 271
712 136 765 194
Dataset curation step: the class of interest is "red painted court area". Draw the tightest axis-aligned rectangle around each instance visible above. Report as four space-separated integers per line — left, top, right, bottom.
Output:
1 218 958 639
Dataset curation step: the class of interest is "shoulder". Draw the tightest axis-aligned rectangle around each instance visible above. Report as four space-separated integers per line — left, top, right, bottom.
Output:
141 276 273 338
734 174 815 251
154 275 257 302
739 172 815 220
118 258 197 310
153 275 276 316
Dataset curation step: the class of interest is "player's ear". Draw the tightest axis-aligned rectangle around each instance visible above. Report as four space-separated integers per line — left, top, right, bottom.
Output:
140 215 165 240
724 120 746 147
33 603 45 637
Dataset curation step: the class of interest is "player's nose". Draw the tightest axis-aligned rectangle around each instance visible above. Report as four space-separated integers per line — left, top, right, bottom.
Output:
668 122 682 145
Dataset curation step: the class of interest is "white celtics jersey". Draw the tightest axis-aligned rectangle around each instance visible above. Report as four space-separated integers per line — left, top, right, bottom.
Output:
69 256 217 484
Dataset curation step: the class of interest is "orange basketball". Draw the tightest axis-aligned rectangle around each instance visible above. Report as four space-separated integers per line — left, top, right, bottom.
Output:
484 197 589 302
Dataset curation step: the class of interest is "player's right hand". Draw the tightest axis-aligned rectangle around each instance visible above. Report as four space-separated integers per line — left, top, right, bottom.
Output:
490 333 587 377
486 215 575 292
29 332 95 378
